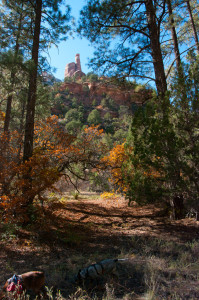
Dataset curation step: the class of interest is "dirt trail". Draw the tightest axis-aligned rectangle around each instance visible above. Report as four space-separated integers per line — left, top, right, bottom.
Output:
0 195 199 298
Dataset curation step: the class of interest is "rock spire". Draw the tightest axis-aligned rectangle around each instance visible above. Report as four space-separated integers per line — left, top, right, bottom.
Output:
64 54 85 78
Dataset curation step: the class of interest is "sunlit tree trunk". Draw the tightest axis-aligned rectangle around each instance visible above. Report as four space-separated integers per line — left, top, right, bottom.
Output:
145 0 167 96
167 0 182 72
186 0 199 54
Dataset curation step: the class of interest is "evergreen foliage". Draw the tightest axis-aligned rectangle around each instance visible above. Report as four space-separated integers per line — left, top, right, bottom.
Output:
123 54 199 218
1 0 199 223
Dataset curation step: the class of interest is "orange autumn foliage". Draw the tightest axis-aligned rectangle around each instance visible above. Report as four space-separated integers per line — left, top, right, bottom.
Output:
0 117 106 223
101 143 161 196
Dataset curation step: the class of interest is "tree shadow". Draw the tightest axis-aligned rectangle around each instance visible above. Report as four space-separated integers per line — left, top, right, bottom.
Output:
0 198 199 299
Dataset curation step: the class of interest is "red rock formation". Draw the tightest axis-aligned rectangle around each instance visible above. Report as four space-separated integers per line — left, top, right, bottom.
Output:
75 54 81 72
59 80 151 108
87 82 147 105
60 82 83 93
64 54 85 78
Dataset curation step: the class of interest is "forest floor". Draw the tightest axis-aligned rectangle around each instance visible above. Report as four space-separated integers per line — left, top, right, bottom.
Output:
0 193 199 299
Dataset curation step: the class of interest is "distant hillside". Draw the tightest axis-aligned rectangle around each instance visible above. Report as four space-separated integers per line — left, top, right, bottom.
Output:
42 72 62 85
51 75 152 144
52 76 151 115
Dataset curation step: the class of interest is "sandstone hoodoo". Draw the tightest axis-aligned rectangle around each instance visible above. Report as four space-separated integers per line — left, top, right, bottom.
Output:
64 54 85 78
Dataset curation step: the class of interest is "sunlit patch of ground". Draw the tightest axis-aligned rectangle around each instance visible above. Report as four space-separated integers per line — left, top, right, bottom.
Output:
0 193 199 299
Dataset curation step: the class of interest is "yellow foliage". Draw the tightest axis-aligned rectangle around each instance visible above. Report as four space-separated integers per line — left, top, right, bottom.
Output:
100 192 116 199
0 110 5 122
101 143 130 192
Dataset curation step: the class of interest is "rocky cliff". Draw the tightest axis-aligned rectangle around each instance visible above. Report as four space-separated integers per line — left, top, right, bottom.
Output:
59 80 151 107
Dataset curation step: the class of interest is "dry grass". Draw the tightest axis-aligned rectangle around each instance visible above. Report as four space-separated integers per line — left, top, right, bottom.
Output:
0 193 199 299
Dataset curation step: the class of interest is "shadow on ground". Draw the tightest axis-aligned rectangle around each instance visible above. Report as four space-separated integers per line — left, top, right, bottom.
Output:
0 196 199 299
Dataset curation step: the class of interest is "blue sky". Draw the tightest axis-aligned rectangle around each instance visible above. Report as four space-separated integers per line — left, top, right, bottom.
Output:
48 0 94 80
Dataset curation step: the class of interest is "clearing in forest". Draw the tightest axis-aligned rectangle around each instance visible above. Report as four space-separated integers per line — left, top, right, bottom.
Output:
0 193 199 299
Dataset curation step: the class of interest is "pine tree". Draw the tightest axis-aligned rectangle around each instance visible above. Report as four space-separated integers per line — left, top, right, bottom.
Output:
3 1 26 133
186 0 199 54
23 0 43 162
78 0 167 96
166 0 182 73
23 0 71 162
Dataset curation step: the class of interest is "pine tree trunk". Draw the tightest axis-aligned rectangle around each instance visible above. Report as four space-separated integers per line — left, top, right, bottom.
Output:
170 194 185 220
186 0 199 54
3 95 13 133
23 0 42 162
145 0 167 96
22 0 42 212
167 0 182 72
4 2 23 133
2 3 24 195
